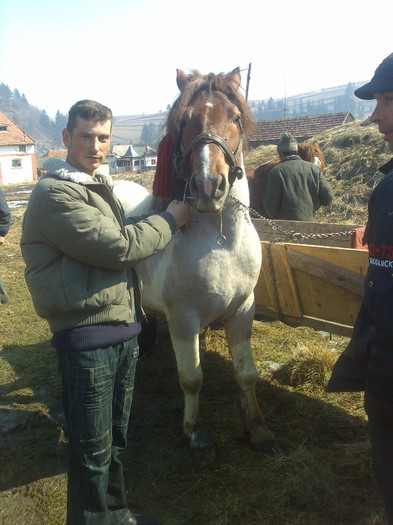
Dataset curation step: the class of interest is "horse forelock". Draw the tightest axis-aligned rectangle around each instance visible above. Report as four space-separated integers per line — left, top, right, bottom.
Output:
166 70 254 139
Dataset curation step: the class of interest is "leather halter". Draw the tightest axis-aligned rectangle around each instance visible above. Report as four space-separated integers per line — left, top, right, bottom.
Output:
174 119 244 186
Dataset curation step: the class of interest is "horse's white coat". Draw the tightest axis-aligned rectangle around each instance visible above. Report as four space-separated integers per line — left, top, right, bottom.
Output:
113 180 152 216
114 73 274 450
117 152 267 445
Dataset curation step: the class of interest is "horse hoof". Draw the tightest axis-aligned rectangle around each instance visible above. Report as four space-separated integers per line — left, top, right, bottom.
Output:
251 438 282 456
190 429 216 465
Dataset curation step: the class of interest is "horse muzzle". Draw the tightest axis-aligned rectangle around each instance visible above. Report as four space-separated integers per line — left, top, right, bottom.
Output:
189 172 227 212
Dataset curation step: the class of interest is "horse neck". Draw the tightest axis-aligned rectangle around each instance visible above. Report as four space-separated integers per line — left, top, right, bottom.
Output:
227 155 250 207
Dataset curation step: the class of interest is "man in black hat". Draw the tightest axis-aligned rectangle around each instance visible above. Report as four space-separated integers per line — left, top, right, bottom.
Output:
327 52 393 524
262 132 334 221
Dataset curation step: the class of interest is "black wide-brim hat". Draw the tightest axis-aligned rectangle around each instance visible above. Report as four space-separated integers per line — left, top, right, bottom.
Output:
354 53 393 100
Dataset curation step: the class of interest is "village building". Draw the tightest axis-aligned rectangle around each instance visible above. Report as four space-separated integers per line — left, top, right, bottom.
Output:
112 144 157 173
0 109 37 184
248 111 355 149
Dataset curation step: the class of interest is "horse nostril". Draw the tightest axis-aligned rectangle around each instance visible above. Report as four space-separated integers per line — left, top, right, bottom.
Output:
217 175 226 196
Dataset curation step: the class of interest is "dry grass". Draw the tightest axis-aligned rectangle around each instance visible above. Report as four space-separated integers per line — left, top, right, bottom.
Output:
271 342 338 392
0 121 389 524
246 119 391 226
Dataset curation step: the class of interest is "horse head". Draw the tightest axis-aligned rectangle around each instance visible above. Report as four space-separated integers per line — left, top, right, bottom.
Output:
166 68 254 212
297 141 326 172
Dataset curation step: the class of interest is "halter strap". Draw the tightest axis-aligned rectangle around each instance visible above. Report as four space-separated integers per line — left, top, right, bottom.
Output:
175 119 244 185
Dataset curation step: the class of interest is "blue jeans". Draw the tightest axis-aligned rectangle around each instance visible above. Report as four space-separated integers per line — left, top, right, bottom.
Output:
57 337 139 525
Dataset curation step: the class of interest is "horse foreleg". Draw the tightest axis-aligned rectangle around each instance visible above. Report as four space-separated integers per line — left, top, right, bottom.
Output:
170 327 215 463
224 304 278 454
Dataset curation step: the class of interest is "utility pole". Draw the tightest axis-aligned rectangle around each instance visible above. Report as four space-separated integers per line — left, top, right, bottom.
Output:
245 63 252 102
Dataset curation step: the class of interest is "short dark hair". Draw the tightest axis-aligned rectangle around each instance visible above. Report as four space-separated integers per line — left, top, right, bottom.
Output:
66 100 113 132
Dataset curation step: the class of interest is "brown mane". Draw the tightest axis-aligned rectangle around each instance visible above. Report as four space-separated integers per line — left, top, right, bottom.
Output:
165 70 255 140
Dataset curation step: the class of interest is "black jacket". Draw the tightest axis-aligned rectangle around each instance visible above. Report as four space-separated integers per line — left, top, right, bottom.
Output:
327 158 393 427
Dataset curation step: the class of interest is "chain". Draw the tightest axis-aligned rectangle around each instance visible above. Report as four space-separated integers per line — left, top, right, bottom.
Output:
228 194 356 243
265 243 282 318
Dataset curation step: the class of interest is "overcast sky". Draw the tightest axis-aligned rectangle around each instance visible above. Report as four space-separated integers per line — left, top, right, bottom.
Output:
0 0 391 118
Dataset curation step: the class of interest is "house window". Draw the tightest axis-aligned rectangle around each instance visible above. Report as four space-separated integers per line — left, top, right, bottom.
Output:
19 145 26 152
134 160 139 166
151 159 156 166
0 125 7 132
12 159 22 168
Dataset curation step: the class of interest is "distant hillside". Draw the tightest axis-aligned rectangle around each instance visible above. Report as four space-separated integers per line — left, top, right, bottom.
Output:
249 81 376 121
112 112 167 147
0 83 66 156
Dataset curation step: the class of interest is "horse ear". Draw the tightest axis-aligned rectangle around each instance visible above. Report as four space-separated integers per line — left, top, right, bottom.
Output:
228 67 242 91
176 69 190 92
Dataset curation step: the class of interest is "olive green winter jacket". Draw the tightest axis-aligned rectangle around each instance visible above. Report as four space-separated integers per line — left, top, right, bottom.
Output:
20 159 177 334
263 155 334 221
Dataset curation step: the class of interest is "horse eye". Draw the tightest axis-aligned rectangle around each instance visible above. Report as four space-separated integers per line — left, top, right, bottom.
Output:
233 116 241 124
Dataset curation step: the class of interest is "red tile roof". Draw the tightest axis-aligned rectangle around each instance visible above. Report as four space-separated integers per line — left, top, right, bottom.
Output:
248 112 355 145
0 109 35 146
45 150 67 158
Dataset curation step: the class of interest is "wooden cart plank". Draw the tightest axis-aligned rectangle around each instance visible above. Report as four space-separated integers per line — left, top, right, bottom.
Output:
254 234 369 335
285 249 365 296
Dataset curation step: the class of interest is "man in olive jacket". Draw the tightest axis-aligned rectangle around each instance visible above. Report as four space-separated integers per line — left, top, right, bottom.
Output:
21 100 190 525
263 132 334 221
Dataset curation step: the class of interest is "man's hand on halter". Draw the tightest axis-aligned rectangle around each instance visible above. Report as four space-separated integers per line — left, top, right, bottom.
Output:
166 200 195 229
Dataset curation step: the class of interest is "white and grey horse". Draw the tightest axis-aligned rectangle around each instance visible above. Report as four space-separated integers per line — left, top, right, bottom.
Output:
114 68 277 460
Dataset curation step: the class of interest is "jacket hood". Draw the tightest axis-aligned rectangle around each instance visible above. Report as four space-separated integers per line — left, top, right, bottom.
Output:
43 158 114 189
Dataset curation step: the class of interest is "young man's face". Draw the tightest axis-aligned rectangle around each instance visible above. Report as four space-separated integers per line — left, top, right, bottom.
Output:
62 116 112 176
370 91 393 152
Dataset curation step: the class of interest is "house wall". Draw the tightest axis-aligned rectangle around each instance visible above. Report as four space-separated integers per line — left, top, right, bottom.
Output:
117 159 132 173
130 156 157 172
0 144 37 184
145 156 157 169
107 157 118 175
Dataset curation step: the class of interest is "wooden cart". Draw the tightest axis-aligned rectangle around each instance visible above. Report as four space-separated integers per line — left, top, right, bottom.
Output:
252 219 369 337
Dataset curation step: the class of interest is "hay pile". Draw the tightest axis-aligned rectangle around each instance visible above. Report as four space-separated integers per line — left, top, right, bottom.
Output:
244 119 392 225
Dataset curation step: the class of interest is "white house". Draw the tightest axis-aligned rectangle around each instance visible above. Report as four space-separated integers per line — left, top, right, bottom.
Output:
0 109 37 184
105 153 118 175
112 144 157 173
